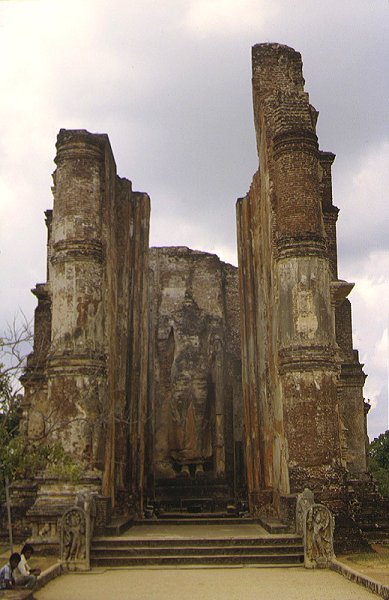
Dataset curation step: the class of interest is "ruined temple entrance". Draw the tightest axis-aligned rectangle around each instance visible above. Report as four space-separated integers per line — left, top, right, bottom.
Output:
16 45 379 550
146 247 246 512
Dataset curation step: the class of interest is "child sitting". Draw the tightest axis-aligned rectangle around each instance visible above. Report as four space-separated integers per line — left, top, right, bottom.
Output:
14 544 41 589
0 553 21 590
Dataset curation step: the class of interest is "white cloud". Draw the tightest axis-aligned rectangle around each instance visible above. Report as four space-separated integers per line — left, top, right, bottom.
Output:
344 252 389 438
334 139 389 438
336 140 389 264
185 0 279 36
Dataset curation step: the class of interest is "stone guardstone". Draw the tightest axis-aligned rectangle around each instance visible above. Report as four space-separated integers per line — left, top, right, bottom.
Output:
60 506 91 570
296 487 315 535
304 503 335 568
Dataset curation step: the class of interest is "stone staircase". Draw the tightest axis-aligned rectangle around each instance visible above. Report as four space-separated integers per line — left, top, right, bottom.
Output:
91 534 304 567
91 511 303 568
91 480 304 568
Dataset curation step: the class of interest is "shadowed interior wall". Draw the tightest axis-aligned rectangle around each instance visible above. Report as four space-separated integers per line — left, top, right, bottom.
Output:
148 247 243 501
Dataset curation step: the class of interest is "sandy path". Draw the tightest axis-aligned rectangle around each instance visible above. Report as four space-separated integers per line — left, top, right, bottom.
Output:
35 566 379 600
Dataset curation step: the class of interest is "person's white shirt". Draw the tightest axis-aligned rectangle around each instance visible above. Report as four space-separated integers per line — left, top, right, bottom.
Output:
15 554 30 579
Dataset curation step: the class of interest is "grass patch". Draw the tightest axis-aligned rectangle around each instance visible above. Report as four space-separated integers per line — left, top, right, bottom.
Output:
338 544 389 579
344 553 389 565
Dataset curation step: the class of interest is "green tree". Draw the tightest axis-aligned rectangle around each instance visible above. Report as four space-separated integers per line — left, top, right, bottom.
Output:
0 314 82 502
369 430 389 497
0 314 34 501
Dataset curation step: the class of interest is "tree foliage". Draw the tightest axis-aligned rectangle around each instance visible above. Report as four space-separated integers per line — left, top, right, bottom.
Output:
0 313 81 502
0 315 34 500
369 430 389 497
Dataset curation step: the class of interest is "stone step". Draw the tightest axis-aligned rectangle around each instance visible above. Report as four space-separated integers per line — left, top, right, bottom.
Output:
91 552 304 567
156 510 231 517
91 544 303 557
92 536 301 548
257 517 293 534
155 510 247 518
91 526 304 568
135 516 255 525
104 516 134 535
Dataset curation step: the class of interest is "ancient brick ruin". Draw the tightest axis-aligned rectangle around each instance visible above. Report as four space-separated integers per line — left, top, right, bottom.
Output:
236 44 370 540
8 43 387 551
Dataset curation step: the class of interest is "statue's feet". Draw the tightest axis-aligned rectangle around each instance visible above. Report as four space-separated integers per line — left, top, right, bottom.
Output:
178 465 190 477
195 463 205 478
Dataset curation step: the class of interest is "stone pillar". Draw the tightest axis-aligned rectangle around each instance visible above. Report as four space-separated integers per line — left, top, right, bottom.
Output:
47 129 108 469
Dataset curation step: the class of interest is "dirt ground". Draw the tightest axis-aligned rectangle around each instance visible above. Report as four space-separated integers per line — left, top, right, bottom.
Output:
2 540 388 599
34 566 382 600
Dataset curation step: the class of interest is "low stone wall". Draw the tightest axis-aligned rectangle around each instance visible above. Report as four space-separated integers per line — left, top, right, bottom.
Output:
331 558 389 600
36 561 64 591
0 563 63 600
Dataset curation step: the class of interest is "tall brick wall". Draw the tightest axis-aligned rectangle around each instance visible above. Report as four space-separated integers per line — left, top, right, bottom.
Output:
22 129 150 514
236 44 368 522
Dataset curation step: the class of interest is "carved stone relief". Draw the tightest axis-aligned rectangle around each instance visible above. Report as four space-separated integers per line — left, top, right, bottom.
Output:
60 506 88 567
304 503 335 568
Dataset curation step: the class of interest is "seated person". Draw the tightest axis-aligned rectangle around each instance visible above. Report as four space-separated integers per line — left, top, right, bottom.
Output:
14 544 41 589
0 553 21 590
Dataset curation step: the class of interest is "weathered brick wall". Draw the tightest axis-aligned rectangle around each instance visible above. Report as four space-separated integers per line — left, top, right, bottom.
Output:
23 130 150 514
237 167 286 512
335 298 367 474
101 176 150 510
237 44 360 517
319 151 339 279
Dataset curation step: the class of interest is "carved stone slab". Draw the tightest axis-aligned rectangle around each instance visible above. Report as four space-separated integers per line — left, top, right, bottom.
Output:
296 487 315 535
304 503 335 568
60 506 90 570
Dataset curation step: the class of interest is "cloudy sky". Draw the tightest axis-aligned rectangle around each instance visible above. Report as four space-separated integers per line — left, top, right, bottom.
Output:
0 0 388 439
